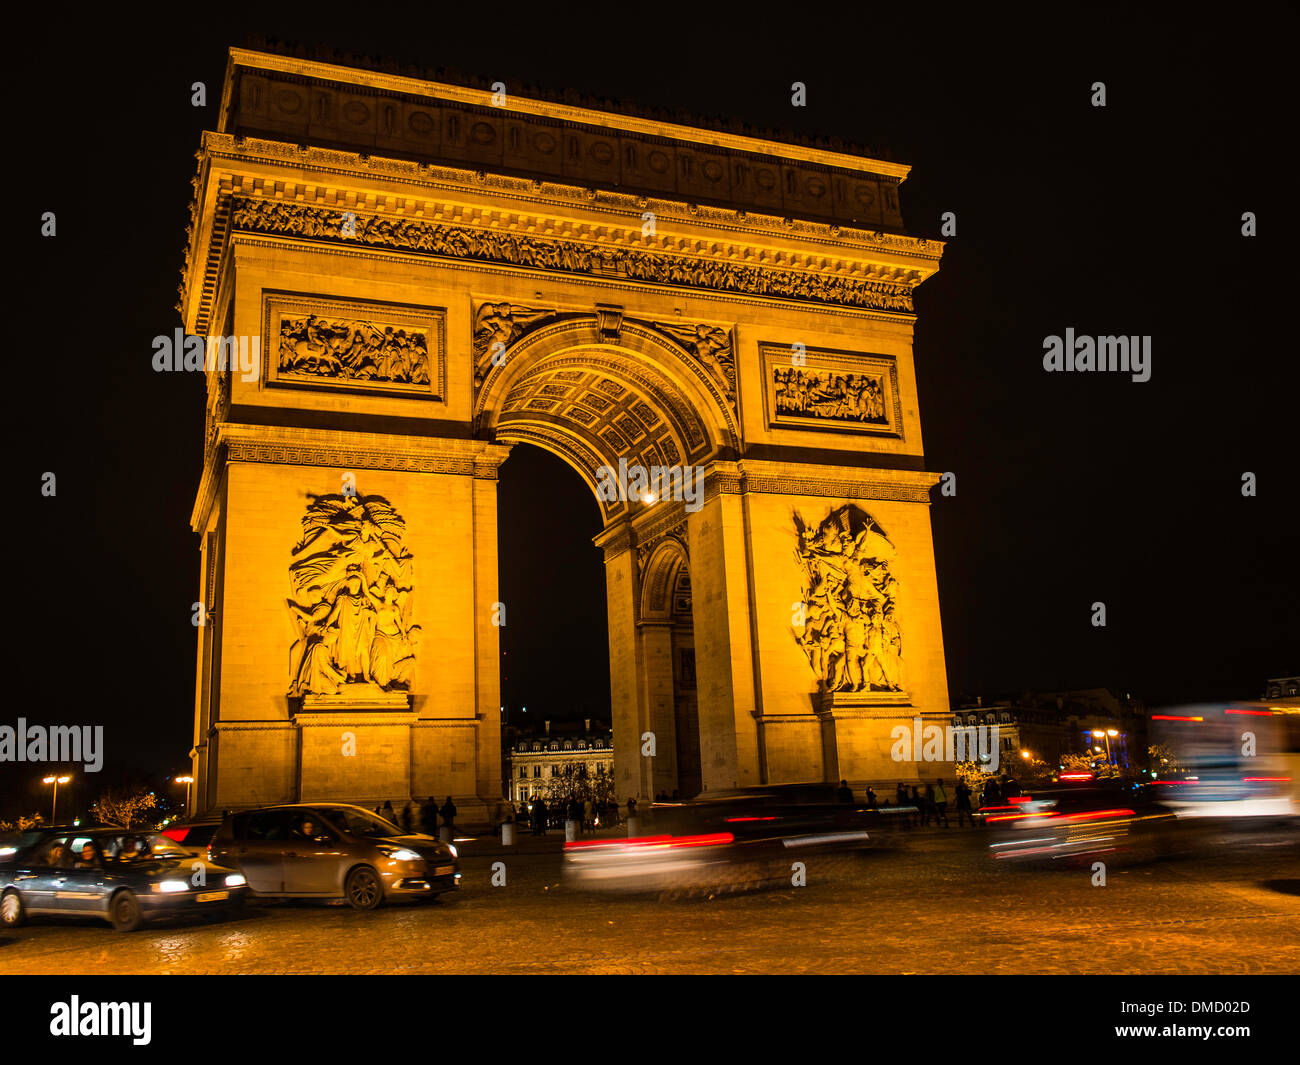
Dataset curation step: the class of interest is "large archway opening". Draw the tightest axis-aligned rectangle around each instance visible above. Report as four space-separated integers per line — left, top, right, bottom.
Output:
481 317 735 805
496 443 609 728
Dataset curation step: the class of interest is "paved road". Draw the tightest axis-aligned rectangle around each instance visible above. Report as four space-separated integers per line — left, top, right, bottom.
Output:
3 826 1297 974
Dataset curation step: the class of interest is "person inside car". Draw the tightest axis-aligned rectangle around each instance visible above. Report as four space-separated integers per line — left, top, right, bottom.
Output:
74 843 99 869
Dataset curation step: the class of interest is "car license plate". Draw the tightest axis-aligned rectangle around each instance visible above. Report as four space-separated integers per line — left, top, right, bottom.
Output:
196 890 229 903
434 865 454 876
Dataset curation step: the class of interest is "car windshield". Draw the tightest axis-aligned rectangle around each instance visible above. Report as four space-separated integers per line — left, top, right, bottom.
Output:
104 833 190 861
321 808 407 839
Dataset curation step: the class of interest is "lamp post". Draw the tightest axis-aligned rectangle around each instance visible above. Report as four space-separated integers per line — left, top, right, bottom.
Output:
42 774 71 824
174 775 194 814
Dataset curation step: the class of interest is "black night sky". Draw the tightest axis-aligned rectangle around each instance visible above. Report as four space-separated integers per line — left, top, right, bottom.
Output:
12 6 1297 813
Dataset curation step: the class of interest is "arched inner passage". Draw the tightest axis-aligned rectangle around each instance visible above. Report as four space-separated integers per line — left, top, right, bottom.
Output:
639 536 701 799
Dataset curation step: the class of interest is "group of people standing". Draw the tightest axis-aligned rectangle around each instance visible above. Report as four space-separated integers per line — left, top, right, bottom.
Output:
375 796 457 836
501 797 623 836
835 775 1020 829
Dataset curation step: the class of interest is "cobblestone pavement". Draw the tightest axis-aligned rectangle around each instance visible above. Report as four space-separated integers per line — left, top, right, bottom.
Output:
3 826 1297 974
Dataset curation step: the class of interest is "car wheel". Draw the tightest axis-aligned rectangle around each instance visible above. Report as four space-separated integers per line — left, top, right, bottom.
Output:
344 866 383 910
1 889 26 928
110 890 143 932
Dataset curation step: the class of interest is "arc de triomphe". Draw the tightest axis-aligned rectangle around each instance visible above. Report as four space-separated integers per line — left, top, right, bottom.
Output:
182 49 951 821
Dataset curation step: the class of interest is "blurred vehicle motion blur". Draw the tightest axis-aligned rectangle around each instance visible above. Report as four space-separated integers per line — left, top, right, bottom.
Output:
563 783 894 894
988 702 1298 863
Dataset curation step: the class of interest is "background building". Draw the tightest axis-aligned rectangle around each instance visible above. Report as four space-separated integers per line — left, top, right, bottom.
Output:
505 720 614 804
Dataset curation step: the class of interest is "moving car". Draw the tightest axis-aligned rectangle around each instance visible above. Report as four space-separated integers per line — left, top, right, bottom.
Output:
208 803 460 910
564 783 887 895
984 777 1178 863
0 828 248 932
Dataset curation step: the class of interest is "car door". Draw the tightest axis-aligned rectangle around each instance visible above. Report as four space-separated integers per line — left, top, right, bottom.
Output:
12 837 67 913
280 809 347 895
51 836 108 914
228 811 288 894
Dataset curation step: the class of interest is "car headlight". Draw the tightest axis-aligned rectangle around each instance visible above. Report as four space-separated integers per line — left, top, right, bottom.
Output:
447 844 458 859
378 846 422 862
224 874 246 888
153 880 190 893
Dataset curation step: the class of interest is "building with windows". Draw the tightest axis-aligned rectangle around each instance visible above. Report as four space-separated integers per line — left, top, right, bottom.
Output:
504 720 614 804
1263 676 1299 705
950 688 1145 772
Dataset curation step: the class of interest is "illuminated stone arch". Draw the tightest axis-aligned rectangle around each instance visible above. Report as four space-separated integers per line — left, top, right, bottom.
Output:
475 316 739 520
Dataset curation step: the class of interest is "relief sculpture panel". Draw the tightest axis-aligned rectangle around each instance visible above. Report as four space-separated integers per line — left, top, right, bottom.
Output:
761 344 902 437
287 494 421 697
262 293 446 400
794 504 902 694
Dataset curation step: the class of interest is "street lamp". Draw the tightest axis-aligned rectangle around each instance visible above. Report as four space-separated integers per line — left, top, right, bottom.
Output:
42 774 71 824
1105 729 1118 766
174 775 194 812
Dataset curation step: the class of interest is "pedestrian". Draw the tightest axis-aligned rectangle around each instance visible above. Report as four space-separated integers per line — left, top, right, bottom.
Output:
910 784 924 826
836 778 853 803
866 787 878 810
401 800 414 833
921 782 935 826
420 796 438 835
583 797 594 834
374 804 382 816
955 779 973 828
896 782 910 827
983 777 1002 808
532 797 548 835
381 800 397 825
933 778 950 828
440 795 457 835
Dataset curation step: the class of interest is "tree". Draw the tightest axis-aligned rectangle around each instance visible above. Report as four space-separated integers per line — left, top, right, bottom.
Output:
92 788 158 829
1147 743 1178 774
0 813 44 832
1059 753 1094 774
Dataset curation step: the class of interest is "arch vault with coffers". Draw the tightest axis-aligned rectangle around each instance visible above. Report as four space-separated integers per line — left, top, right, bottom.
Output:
180 48 954 822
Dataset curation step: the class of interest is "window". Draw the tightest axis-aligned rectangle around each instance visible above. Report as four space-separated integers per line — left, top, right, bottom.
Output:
519 767 527 779
533 765 541 778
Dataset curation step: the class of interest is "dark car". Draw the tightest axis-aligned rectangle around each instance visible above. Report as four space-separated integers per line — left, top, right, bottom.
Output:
564 783 886 894
208 803 460 910
0 828 248 932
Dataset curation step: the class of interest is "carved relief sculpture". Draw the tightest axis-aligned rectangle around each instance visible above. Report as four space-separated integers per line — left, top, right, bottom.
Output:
774 367 886 424
279 315 430 385
473 302 558 387
262 294 446 400
655 321 735 402
231 199 917 313
287 494 421 696
793 504 902 694
761 344 902 436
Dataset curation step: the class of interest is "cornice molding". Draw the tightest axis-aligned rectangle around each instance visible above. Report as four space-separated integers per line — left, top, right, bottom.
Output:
179 136 944 328
224 195 918 312
190 424 510 532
